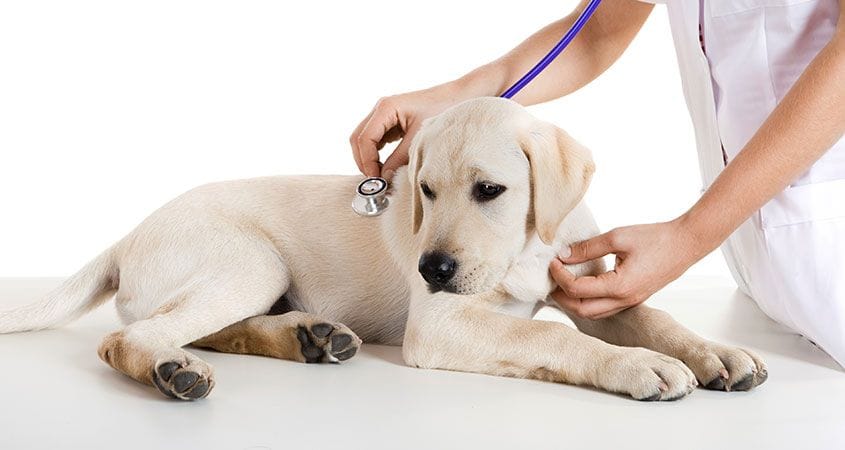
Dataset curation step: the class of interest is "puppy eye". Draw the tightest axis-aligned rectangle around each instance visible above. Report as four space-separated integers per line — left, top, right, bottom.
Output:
473 182 506 201
420 182 436 200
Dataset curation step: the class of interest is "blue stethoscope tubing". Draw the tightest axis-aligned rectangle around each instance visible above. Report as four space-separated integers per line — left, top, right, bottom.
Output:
499 0 603 99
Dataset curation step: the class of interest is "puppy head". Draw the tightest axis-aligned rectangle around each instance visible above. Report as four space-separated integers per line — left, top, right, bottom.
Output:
407 97 594 295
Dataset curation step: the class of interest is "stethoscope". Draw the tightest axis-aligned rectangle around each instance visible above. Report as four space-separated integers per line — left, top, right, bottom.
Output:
351 176 390 216
352 0 602 217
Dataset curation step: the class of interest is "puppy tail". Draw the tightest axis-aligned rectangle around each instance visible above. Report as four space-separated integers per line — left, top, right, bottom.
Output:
0 246 119 333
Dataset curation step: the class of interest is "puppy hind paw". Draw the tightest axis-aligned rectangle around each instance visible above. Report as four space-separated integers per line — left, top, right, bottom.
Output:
152 359 214 400
296 322 361 363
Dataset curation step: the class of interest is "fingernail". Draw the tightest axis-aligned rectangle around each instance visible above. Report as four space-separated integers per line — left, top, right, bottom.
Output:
558 246 571 259
383 169 395 181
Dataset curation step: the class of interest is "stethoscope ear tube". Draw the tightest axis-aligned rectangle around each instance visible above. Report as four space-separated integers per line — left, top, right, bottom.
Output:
352 177 390 216
499 0 602 99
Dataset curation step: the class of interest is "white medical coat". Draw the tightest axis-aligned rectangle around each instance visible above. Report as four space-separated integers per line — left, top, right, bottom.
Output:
639 0 845 366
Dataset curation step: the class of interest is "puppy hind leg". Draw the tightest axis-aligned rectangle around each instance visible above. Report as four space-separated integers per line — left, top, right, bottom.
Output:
193 311 362 363
99 277 288 400
99 329 214 400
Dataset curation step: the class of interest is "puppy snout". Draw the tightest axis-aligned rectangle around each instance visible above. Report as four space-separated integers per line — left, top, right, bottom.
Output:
418 251 457 289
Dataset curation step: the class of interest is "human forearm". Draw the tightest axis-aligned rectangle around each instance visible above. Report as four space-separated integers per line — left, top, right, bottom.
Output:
554 31 844 318
447 0 654 105
680 23 845 256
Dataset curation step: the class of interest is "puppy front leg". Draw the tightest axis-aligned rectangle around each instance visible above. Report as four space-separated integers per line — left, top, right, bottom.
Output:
569 305 767 392
403 292 696 401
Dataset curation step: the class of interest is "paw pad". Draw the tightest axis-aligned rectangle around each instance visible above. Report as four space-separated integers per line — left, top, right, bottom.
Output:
152 360 213 400
296 322 360 363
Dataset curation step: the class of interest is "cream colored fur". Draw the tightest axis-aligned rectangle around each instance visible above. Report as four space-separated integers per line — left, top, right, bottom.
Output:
0 97 766 401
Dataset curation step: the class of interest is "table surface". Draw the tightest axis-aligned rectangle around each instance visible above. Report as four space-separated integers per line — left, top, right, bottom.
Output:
0 276 842 450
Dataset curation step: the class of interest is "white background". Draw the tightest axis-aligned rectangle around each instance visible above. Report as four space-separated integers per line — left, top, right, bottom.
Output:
0 0 730 279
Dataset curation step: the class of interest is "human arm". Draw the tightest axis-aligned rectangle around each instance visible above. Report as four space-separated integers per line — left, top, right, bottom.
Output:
350 0 655 178
551 4 845 319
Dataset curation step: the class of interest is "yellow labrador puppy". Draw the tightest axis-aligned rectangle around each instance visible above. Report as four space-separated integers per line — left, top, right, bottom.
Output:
0 98 766 401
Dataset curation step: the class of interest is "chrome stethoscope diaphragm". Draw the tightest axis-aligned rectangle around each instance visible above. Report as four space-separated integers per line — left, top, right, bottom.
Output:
352 177 389 217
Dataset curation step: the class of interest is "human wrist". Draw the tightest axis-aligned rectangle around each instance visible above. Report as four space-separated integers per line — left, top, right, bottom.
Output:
674 208 725 262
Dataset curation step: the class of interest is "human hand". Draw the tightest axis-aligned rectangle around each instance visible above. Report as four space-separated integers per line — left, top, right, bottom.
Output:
350 85 463 181
548 219 708 320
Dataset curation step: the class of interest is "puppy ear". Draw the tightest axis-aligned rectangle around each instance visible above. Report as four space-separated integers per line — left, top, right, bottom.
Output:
408 137 424 235
520 125 595 245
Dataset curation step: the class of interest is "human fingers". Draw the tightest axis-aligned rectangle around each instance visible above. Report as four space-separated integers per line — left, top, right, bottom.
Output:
349 108 376 174
381 122 421 181
560 229 627 265
550 291 630 320
352 97 403 177
549 258 624 299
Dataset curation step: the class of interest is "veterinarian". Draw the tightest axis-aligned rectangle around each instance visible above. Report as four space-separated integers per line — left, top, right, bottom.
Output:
350 0 845 367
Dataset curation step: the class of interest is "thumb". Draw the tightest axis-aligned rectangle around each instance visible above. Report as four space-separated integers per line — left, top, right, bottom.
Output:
381 125 419 181
381 143 410 182
561 231 618 264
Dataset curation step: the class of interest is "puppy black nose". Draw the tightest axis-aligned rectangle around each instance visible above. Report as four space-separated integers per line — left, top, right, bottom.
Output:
418 252 457 287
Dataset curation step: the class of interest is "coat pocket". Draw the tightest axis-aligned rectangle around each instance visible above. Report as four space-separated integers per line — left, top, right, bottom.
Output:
759 178 845 229
709 0 817 17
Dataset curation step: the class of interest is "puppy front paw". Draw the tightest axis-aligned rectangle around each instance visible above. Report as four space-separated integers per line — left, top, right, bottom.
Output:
602 348 697 401
681 342 767 392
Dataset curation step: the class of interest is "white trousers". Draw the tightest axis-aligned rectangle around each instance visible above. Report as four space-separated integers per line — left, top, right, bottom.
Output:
724 179 845 368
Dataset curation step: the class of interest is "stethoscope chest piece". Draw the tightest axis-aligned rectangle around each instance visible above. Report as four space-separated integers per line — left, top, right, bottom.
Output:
352 177 389 217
